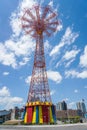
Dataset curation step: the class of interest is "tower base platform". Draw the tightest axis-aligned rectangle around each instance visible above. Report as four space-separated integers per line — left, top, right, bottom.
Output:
23 101 56 124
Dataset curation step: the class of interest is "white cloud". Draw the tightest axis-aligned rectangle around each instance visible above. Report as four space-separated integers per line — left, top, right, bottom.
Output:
3 72 10 76
63 49 80 61
56 24 63 32
65 70 87 79
0 86 23 110
47 70 62 83
68 102 76 109
25 76 31 84
0 86 10 97
64 59 75 68
50 27 79 56
62 98 69 102
84 86 87 89
19 57 30 66
20 0 37 10
50 90 56 96
0 0 37 69
0 0 60 69
10 0 37 37
44 40 52 54
79 45 87 68
0 35 35 69
5 36 35 57
0 43 17 68
25 70 62 85
48 0 53 7
74 89 78 93
10 16 21 37
56 48 80 68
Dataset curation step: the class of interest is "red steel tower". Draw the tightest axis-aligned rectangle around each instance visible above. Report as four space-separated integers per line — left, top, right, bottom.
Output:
21 5 59 124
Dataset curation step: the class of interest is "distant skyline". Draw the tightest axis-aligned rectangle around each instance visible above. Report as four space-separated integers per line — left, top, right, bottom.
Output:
0 0 87 110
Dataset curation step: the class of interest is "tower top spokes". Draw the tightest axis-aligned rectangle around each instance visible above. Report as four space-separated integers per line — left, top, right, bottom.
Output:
21 5 59 38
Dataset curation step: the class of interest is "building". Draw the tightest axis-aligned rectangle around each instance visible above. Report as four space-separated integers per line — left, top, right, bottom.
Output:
0 110 11 124
76 101 86 117
0 107 25 124
56 109 83 120
56 101 67 110
11 107 24 120
56 110 67 119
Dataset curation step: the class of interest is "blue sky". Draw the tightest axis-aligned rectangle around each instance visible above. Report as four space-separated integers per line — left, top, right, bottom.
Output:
0 0 87 110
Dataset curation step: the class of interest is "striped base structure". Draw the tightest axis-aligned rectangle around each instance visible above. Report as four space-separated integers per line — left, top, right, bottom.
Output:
23 101 56 124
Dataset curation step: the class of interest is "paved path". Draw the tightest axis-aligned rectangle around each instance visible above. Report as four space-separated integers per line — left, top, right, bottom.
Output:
0 123 87 130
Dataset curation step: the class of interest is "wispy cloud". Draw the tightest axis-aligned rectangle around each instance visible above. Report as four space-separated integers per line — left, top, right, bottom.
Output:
50 27 79 56
63 49 80 61
56 47 80 68
3 72 10 76
65 69 87 79
44 40 52 54
79 45 87 68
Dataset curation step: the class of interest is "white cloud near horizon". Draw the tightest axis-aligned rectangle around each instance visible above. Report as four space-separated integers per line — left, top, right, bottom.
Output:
62 98 69 102
68 102 76 109
0 86 24 110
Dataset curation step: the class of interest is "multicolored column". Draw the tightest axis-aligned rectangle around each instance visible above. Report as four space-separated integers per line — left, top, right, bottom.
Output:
23 101 56 124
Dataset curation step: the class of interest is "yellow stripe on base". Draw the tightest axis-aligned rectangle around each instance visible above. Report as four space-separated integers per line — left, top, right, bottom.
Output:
49 106 54 123
24 112 27 123
32 106 36 124
39 106 43 124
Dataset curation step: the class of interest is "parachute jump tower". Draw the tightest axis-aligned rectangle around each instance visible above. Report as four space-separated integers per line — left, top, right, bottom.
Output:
21 5 59 124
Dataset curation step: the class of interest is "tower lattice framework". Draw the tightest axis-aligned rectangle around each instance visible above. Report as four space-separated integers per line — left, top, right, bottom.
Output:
21 5 59 124
28 34 51 102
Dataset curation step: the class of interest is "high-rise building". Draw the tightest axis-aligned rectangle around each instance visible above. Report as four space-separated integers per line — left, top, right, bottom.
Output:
76 100 86 117
56 101 67 110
